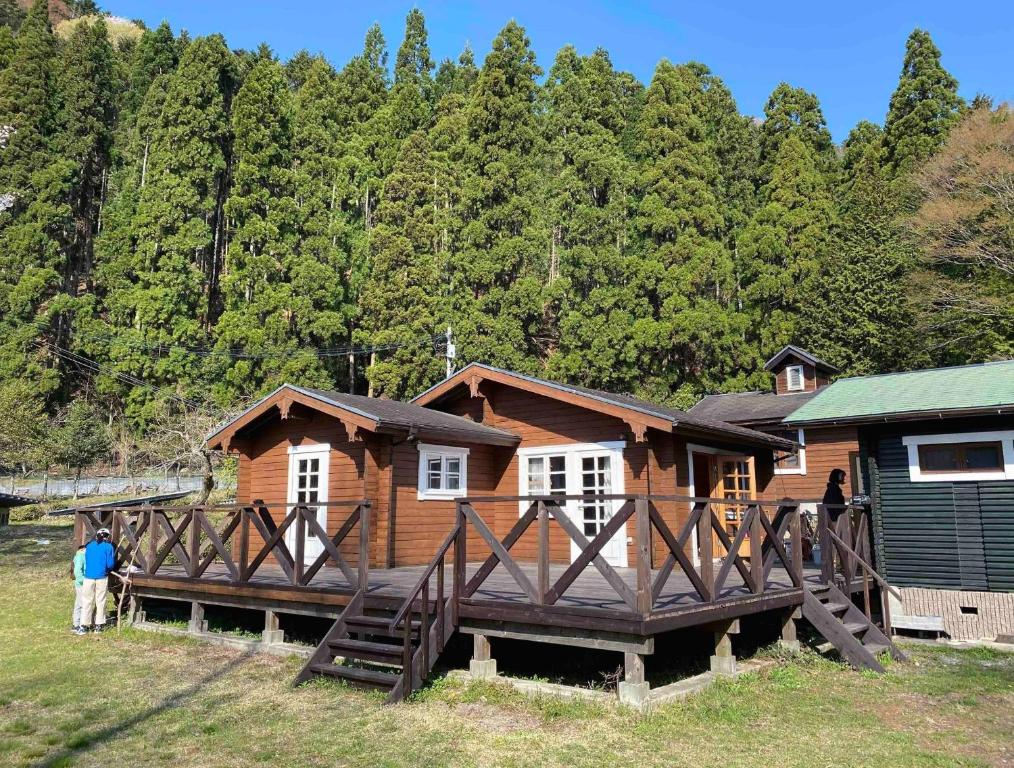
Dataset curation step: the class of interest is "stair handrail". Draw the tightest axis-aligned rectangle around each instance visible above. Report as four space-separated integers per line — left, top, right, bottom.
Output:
388 525 459 631
824 527 901 600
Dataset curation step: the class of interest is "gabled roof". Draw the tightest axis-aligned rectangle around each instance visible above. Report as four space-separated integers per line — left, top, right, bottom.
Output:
689 389 821 427
764 345 839 375
0 492 37 508
786 360 1014 425
206 384 520 450
413 363 795 451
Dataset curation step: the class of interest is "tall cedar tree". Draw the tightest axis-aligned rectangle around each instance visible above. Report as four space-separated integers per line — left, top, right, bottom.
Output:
883 29 964 177
108 35 234 417
738 134 835 359
630 61 745 403
542 46 638 390
215 49 327 403
0 0 64 394
758 83 836 183
359 130 444 398
452 21 545 372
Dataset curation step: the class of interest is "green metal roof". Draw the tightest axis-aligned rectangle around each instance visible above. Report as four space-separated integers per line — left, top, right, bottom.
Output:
785 360 1014 424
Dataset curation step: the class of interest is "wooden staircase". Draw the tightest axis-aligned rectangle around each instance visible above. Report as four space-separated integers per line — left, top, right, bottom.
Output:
294 528 460 703
802 584 905 671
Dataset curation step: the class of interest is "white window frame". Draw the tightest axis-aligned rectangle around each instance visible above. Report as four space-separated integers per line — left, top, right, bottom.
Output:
901 430 1014 483
286 443 330 563
785 364 805 392
416 443 469 500
773 428 807 476
516 442 627 567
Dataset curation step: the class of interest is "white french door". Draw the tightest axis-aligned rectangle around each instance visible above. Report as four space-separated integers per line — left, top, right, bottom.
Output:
286 444 330 564
520 443 627 567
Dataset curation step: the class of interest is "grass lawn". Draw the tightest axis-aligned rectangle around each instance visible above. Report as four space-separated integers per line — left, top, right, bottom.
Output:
1 517 1012 768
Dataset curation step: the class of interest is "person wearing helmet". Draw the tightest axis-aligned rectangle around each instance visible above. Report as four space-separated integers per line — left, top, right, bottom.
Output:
77 528 116 635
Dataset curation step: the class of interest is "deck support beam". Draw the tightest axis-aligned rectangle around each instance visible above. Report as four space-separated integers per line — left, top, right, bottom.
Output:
188 601 207 635
779 607 801 651
469 634 497 679
126 595 144 626
263 609 284 645
710 619 739 676
618 651 650 708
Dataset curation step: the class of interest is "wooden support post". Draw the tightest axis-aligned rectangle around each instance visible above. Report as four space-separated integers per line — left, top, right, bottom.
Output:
263 609 284 645
698 503 713 600
710 619 738 676
189 601 207 635
293 507 305 586
147 508 158 574
126 595 144 626
469 633 496 679
537 501 549 604
452 503 466 626
618 651 650 709
187 512 200 578
635 498 651 616
779 607 801 652
817 504 832 584
749 506 763 594
790 504 803 586
358 502 371 593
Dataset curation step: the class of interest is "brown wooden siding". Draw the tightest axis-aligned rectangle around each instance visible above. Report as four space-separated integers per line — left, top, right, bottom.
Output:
758 425 859 500
774 358 822 395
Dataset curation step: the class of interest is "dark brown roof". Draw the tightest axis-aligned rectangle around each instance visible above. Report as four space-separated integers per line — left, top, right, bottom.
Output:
689 390 821 426
0 492 38 507
415 364 796 451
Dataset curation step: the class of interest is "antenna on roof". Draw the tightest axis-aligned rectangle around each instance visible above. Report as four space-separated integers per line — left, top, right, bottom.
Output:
445 326 456 379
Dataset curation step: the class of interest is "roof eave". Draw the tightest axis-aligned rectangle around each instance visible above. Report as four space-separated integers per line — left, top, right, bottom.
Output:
786 404 1014 427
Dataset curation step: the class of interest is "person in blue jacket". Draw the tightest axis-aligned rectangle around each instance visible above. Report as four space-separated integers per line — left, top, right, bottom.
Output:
77 528 117 635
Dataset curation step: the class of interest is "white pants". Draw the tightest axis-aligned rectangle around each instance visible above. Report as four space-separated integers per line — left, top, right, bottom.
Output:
72 583 84 627
79 577 109 627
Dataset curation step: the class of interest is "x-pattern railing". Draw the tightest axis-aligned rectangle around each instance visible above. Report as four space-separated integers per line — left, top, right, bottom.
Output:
454 494 806 619
76 500 371 590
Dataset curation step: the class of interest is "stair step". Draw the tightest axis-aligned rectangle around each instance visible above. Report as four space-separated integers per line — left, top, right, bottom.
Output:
842 620 869 635
310 663 401 690
864 642 891 656
345 615 420 637
328 638 406 664
823 601 851 614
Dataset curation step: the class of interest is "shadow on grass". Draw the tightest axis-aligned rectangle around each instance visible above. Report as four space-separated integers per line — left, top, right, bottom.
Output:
31 651 257 768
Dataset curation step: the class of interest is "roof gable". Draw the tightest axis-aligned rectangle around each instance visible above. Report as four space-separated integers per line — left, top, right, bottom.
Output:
786 360 1014 424
413 363 796 451
206 384 519 451
764 345 839 375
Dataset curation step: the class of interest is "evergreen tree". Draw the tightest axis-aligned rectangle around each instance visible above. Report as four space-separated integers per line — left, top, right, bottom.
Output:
738 134 834 359
800 142 916 374
542 46 637 389
758 83 836 181
840 119 884 191
214 49 323 402
883 29 963 176
0 24 14 70
451 21 545 371
0 0 23 34
630 61 745 402
390 8 433 135
122 21 178 121
106 35 234 414
359 130 443 398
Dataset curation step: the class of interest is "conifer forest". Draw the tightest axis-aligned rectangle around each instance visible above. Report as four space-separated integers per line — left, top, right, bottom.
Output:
0 0 1011 466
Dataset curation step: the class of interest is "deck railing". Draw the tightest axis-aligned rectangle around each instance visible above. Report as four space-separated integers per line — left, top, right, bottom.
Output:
74 500 372 591
453 495 808 621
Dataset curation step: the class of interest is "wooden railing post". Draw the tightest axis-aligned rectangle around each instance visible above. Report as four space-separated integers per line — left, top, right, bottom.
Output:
817 504 832 584
790 503 803 587
147 508 158 574
358 502 371 593
537 500 549 605
749 504 763 594
697 502 714 602
187 509 201 578
452 502 466 626
635 498 651 616
238 507 251 581
293 506 305 586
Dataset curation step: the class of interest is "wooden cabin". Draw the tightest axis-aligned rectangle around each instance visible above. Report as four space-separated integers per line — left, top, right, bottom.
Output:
80 365 904 705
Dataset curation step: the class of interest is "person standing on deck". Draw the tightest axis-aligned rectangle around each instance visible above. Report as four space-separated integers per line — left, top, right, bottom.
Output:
71 544 86 633
77 528 116 635
822 469 848 522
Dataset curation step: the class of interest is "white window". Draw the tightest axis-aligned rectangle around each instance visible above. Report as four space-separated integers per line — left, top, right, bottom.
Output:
417 443 469 500
773 428 806 475
902 431 1014 483
785 365 805 392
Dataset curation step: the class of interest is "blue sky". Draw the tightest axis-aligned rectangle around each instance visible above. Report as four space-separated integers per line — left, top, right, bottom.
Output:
101 1 1011 142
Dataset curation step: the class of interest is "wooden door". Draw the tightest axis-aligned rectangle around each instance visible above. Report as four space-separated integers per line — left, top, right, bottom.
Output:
715 456 755 558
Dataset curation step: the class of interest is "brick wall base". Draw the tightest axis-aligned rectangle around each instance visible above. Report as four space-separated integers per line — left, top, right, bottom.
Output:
892 587 1014 641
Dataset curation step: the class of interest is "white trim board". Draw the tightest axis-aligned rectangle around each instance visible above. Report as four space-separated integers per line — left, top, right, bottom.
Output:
901 430 1014 483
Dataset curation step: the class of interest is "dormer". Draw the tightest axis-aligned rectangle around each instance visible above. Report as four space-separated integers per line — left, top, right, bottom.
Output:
764 345 838 395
